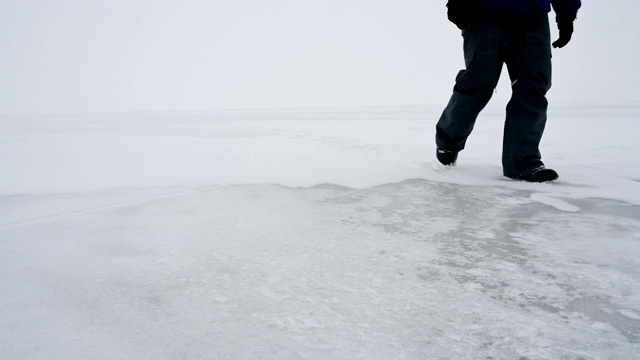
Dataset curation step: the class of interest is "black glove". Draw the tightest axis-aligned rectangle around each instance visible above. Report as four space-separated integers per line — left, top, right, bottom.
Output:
552 18 574 48
447 0 471 30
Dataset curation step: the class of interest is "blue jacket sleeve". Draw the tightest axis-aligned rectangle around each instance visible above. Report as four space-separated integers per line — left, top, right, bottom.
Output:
551 0 581 21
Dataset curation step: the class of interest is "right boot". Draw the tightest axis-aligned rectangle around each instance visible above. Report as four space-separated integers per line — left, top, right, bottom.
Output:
436 148 458 166
517 167 559 183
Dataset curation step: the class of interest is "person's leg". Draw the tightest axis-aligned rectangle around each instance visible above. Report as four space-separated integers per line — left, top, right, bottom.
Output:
502 14 552 179
436 15 508 153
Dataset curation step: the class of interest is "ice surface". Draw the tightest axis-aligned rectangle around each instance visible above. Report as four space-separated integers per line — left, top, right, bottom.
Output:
1 105 640 359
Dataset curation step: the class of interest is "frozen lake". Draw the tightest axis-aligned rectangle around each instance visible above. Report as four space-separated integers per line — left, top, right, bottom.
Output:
1 105 639 359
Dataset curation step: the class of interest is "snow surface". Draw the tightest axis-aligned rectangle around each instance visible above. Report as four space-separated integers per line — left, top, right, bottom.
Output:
1 105 640 359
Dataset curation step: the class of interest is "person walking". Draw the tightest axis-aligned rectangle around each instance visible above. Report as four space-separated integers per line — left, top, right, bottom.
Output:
435 0 581 182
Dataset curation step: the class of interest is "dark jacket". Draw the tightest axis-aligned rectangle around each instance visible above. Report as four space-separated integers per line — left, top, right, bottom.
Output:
473 0 581 20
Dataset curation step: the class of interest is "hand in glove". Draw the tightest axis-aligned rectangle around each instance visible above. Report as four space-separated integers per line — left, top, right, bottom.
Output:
447 0 471 30
552 18 574 48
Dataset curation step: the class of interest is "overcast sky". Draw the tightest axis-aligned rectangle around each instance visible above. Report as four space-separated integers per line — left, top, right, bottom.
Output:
0 0 638 114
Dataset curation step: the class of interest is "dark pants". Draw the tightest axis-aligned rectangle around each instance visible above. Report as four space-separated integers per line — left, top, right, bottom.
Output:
435 13 552 179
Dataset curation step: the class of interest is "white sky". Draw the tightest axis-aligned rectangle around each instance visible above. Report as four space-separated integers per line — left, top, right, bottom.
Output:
0 0 638 114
